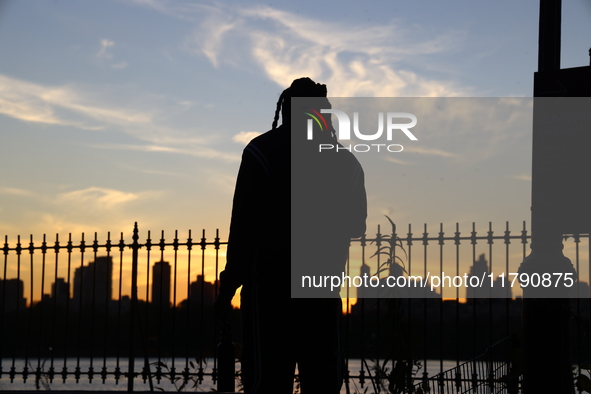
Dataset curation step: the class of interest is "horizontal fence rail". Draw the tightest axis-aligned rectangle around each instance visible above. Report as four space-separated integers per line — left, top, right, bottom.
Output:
1 221 590 393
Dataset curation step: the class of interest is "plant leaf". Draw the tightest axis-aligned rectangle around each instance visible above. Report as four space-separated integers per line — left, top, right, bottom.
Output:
385 215 396 234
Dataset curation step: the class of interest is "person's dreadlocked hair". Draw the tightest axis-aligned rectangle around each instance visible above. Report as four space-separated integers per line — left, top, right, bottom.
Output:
272 77 335 139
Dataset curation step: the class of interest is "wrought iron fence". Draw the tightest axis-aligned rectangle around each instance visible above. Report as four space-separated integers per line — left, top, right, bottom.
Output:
1 221 590 392
410 335 520 394
1 223 226 392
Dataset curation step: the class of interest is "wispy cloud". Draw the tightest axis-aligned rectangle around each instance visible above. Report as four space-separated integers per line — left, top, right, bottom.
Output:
88 143 240 162
512 174 531 181
0 75 88 126
381 145 456 165
0 184 172 238
238 6 464 96
96 39 129 69
383 156 409 166
0 74 151 128
0 187 36 197
194 16 239 67
97 39 115 59
131 1 468 97
58 187 140 209
111 61 129 69
0 73 238 161
403 146 457 158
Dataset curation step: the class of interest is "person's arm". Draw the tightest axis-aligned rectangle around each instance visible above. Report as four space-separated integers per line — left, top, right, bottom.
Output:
215 144 266 319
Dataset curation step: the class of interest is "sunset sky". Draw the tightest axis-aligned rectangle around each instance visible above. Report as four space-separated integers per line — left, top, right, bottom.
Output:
1 1 591 301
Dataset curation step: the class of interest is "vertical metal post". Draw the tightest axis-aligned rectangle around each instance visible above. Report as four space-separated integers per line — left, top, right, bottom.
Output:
128 223 139 392
216 229 235 393
520 3 576 393
538 0 561 72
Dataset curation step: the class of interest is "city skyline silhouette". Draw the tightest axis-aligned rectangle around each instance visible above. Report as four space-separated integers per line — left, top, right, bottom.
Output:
1 1 591 392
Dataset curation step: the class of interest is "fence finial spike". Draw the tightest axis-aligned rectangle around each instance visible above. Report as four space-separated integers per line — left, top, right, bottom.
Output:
132 222 139 243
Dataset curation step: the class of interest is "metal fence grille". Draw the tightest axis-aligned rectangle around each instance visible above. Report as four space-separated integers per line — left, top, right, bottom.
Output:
1 224 226 391
409 336 518 394
1 221 590 392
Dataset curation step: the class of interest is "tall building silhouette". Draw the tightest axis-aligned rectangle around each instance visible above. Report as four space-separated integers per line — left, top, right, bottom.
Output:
356 262 372 299
152 260 171 307
467 254 489 299
72 256 113 309
467 254 511 299
51 277 69 306
0 278 26 312
189 275 216 306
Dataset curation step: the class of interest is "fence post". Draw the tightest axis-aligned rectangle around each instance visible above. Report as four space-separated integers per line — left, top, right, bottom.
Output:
128 222 140 392
217 322 235 392
519 235 575 393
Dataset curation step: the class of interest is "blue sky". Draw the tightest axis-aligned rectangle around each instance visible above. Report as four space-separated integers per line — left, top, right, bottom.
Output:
1 0 591 243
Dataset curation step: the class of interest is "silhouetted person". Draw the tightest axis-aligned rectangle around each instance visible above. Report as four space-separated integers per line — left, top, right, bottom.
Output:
216 77 366 394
